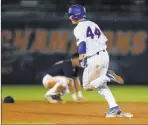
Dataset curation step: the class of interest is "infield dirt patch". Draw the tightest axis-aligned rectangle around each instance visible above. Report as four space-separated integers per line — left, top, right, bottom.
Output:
2 101 148 124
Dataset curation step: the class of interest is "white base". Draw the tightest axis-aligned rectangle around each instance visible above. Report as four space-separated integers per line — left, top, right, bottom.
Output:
106 112 133 118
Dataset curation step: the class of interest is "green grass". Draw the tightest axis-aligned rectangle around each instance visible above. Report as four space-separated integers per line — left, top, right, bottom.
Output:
2 85 148 102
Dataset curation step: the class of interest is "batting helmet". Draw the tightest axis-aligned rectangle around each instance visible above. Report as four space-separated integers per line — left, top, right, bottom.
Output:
67 4 86 21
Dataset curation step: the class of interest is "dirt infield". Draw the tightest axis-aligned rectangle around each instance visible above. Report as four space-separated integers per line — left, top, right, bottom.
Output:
2 101 148 124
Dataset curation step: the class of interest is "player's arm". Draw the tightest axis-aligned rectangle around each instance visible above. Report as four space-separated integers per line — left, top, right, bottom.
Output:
77 40 86 68
74 77 83 97
73 66 87 100
73 77 87 101
74 77 81 92
74 27 86 63
73 67 82 92
67 79 74 94
77 41 86 60
68 78 79 102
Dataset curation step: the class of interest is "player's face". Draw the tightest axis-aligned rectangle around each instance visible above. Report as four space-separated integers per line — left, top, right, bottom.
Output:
71 20 77 24
69 16 77 24
73 58 79 66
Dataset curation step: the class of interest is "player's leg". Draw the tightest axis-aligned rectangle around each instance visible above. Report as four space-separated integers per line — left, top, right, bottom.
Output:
98 83 133 118
89 50 110 89
82 51 110 90
82 65 95 91
42 74 65 103
89 68 124 86
97 83 121 116
82 56 101 91
90 51 121 116
53 76 78 102
42 74 55 89
45 82 64 103
66 78 78 102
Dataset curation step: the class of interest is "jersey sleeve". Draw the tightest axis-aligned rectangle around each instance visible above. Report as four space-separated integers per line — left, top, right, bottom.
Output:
74 25 85 46
74 25 86 54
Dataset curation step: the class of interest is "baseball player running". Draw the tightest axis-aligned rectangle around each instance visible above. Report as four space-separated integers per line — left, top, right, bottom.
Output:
66 5 133 118
40 53 86 103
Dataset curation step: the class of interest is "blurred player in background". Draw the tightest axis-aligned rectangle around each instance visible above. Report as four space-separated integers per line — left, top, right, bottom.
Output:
67 4 124 117
41 53 86 103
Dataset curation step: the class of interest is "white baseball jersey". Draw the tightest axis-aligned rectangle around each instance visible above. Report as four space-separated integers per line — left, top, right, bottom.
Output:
74 20 108 57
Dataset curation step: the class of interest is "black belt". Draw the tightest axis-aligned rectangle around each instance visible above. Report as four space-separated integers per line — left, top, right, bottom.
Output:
83 50 105 68
84 50 105 60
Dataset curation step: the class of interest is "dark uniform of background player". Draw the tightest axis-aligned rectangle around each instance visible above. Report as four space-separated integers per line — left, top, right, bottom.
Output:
40 52 85 101
48 53 81 79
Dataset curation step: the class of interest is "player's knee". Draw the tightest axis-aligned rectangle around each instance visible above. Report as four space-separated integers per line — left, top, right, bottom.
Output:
90 76 105 89
67 78 74 86
42 74 52 88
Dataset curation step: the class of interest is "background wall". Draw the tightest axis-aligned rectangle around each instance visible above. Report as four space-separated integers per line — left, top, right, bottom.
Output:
1 0 148 85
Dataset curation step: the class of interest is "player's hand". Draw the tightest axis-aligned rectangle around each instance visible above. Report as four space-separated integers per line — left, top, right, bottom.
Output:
79 60 85 68
74 99 82 103
79 54 86 68
79 54 85 60
78 97 88 102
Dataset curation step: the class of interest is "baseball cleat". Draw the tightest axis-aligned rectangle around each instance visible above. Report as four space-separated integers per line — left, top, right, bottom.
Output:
105 106 121 117
107 70 124 84
51 94 66 103
45 95 58 103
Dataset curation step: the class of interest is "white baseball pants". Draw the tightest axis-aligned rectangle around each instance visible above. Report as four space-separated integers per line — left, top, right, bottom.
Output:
83 50 109 90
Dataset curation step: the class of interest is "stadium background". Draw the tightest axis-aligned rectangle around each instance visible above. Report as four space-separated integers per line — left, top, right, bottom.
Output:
1 0 148 124
2 0 148 85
